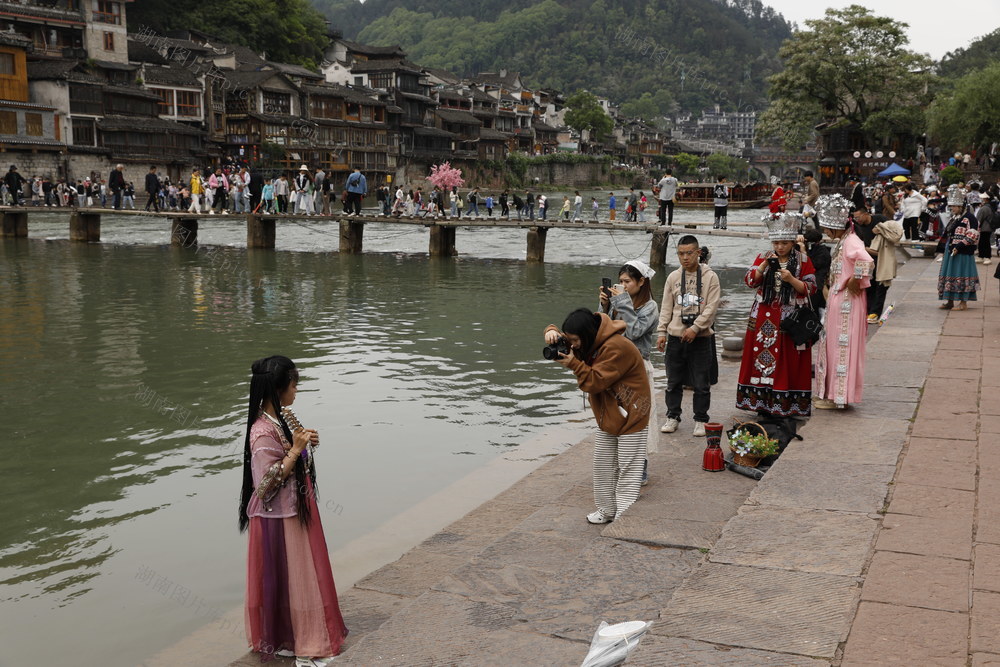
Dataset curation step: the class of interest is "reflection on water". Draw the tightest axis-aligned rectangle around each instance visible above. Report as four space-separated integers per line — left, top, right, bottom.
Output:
0 211 762 666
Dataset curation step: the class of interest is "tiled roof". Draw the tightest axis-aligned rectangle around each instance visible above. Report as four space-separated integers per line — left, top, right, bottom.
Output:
0 31 32 49
142 65 201 87
301 83 383 105
350 59 422 74
339 40 406 57
98 115 204 135
128 39 169 65
27 59 80 80
479 128 512 141
414 126 456 138
267 61 323 80
435 109 481 125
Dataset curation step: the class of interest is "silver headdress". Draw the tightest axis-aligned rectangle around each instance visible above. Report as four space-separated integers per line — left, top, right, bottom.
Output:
816 194 852 230
763 212 802 241
946 184 966 207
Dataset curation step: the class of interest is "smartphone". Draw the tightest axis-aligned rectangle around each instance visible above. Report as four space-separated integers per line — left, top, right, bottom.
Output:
601 277 612 297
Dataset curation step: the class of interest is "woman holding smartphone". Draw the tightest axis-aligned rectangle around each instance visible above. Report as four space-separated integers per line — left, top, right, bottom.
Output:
599 260 659 484
735 214 817 418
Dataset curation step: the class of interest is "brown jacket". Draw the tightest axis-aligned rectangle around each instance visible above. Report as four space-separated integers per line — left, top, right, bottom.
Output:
545 313 651 435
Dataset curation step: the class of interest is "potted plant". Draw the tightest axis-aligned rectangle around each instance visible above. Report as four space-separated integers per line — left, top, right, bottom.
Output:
729 429 780 468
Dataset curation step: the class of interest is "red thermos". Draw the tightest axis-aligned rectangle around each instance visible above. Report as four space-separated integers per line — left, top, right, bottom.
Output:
702 422 726 471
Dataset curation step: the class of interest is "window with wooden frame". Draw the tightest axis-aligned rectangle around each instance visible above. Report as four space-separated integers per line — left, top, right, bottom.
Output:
0 110 15 134
72 118 95 146
102 31 114 51
0 53 13 76
154 88 174 115
25 113 43 136
95 1 122 24
176 90 200 117
345 102 360 121
262 92 290 115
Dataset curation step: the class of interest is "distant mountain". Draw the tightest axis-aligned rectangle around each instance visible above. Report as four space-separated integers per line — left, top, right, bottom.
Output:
938 28 1000 80
310 0 792 114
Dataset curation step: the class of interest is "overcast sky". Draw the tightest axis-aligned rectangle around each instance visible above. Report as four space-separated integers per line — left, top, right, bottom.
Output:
763 0 1000 61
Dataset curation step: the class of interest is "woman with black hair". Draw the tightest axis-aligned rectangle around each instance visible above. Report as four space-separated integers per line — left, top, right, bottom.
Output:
240 355 347 667
544 309 651 524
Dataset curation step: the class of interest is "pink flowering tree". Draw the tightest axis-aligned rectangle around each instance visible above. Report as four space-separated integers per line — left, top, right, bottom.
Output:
427 162 465 191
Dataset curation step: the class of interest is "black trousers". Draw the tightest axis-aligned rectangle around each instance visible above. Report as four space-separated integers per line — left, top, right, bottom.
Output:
347 191 362 215
903 216 919 240
658 199 674 224
713 205 728 228
868 282 889 317
979 230 993 259
665 335 713 423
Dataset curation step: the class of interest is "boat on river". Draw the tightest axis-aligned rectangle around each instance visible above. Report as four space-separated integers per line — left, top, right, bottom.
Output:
674 182 771 209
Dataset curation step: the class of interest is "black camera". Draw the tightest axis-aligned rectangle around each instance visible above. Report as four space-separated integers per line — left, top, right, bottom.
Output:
681 313 697 326
767 256 780 272
543 336 570 360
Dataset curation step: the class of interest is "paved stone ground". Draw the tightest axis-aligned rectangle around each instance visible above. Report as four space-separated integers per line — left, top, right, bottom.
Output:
837 258 1000 667
227 252 989 666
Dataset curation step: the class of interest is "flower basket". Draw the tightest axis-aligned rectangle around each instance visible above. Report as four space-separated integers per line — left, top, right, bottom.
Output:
728 423 780 469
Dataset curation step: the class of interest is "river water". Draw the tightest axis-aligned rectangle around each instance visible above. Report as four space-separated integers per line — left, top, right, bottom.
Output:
0 201 766 666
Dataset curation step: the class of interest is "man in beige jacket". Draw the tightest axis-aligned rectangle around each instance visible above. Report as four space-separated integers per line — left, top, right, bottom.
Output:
656 235 722 437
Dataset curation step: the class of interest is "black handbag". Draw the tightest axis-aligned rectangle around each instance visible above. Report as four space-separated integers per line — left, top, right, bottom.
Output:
780 292 822 346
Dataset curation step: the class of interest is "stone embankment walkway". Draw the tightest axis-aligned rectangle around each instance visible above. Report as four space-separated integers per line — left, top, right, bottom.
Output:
229 252 997 666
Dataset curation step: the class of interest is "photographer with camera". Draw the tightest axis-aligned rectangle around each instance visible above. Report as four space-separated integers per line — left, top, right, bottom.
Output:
543 309 651 524
599 260 660 485
656 235 721 438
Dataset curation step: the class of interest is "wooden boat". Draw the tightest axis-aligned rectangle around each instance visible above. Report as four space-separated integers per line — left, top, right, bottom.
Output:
673 182 771 209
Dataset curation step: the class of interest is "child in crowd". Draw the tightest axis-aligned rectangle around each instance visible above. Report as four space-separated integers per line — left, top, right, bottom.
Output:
591 197 600 222
262 179 275 213
486 194 494 217
561 196 571 220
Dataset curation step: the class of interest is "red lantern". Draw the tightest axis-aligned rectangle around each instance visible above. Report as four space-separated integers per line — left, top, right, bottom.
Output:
702 422 726 471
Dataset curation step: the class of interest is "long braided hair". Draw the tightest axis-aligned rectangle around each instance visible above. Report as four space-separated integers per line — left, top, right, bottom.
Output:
238 355 314 532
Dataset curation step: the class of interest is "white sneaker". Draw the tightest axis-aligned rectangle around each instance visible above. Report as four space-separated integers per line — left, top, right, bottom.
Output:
586 510 612 524
276 649 295 657
660 417 679 433
296 659 335 667
693 422 706 437
985 258 993 265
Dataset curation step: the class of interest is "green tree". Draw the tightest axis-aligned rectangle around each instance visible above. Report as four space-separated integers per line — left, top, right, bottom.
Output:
706 153 750 180
928 62 1000 153
672 152 701 180
757 5 932 150
130 0 329 68
564 91 614 141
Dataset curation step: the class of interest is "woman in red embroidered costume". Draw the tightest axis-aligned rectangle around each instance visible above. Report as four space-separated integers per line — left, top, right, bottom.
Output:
239 356 347 667
736 213 817 417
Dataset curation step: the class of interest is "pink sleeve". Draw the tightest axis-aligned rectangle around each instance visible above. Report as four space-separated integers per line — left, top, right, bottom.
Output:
847 235 874 287
250 429 285 487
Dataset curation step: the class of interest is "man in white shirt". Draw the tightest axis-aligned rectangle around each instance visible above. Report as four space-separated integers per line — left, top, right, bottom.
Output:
656 169 679 225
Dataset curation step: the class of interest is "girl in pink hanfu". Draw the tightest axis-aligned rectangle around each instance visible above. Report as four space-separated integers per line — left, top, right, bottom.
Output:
814 195 875 409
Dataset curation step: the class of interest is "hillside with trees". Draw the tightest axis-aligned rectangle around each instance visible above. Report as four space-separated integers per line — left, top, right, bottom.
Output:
310 0 792 114
937 28 1000 80
129 0 330 69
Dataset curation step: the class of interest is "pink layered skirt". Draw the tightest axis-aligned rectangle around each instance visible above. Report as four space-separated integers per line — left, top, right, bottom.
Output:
245 488 348 660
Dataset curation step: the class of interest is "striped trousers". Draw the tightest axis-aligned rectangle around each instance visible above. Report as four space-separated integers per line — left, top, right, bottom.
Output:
593 427 648 520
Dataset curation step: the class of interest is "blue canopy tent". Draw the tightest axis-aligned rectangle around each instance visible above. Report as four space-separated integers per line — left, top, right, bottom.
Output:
877 163 910 177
